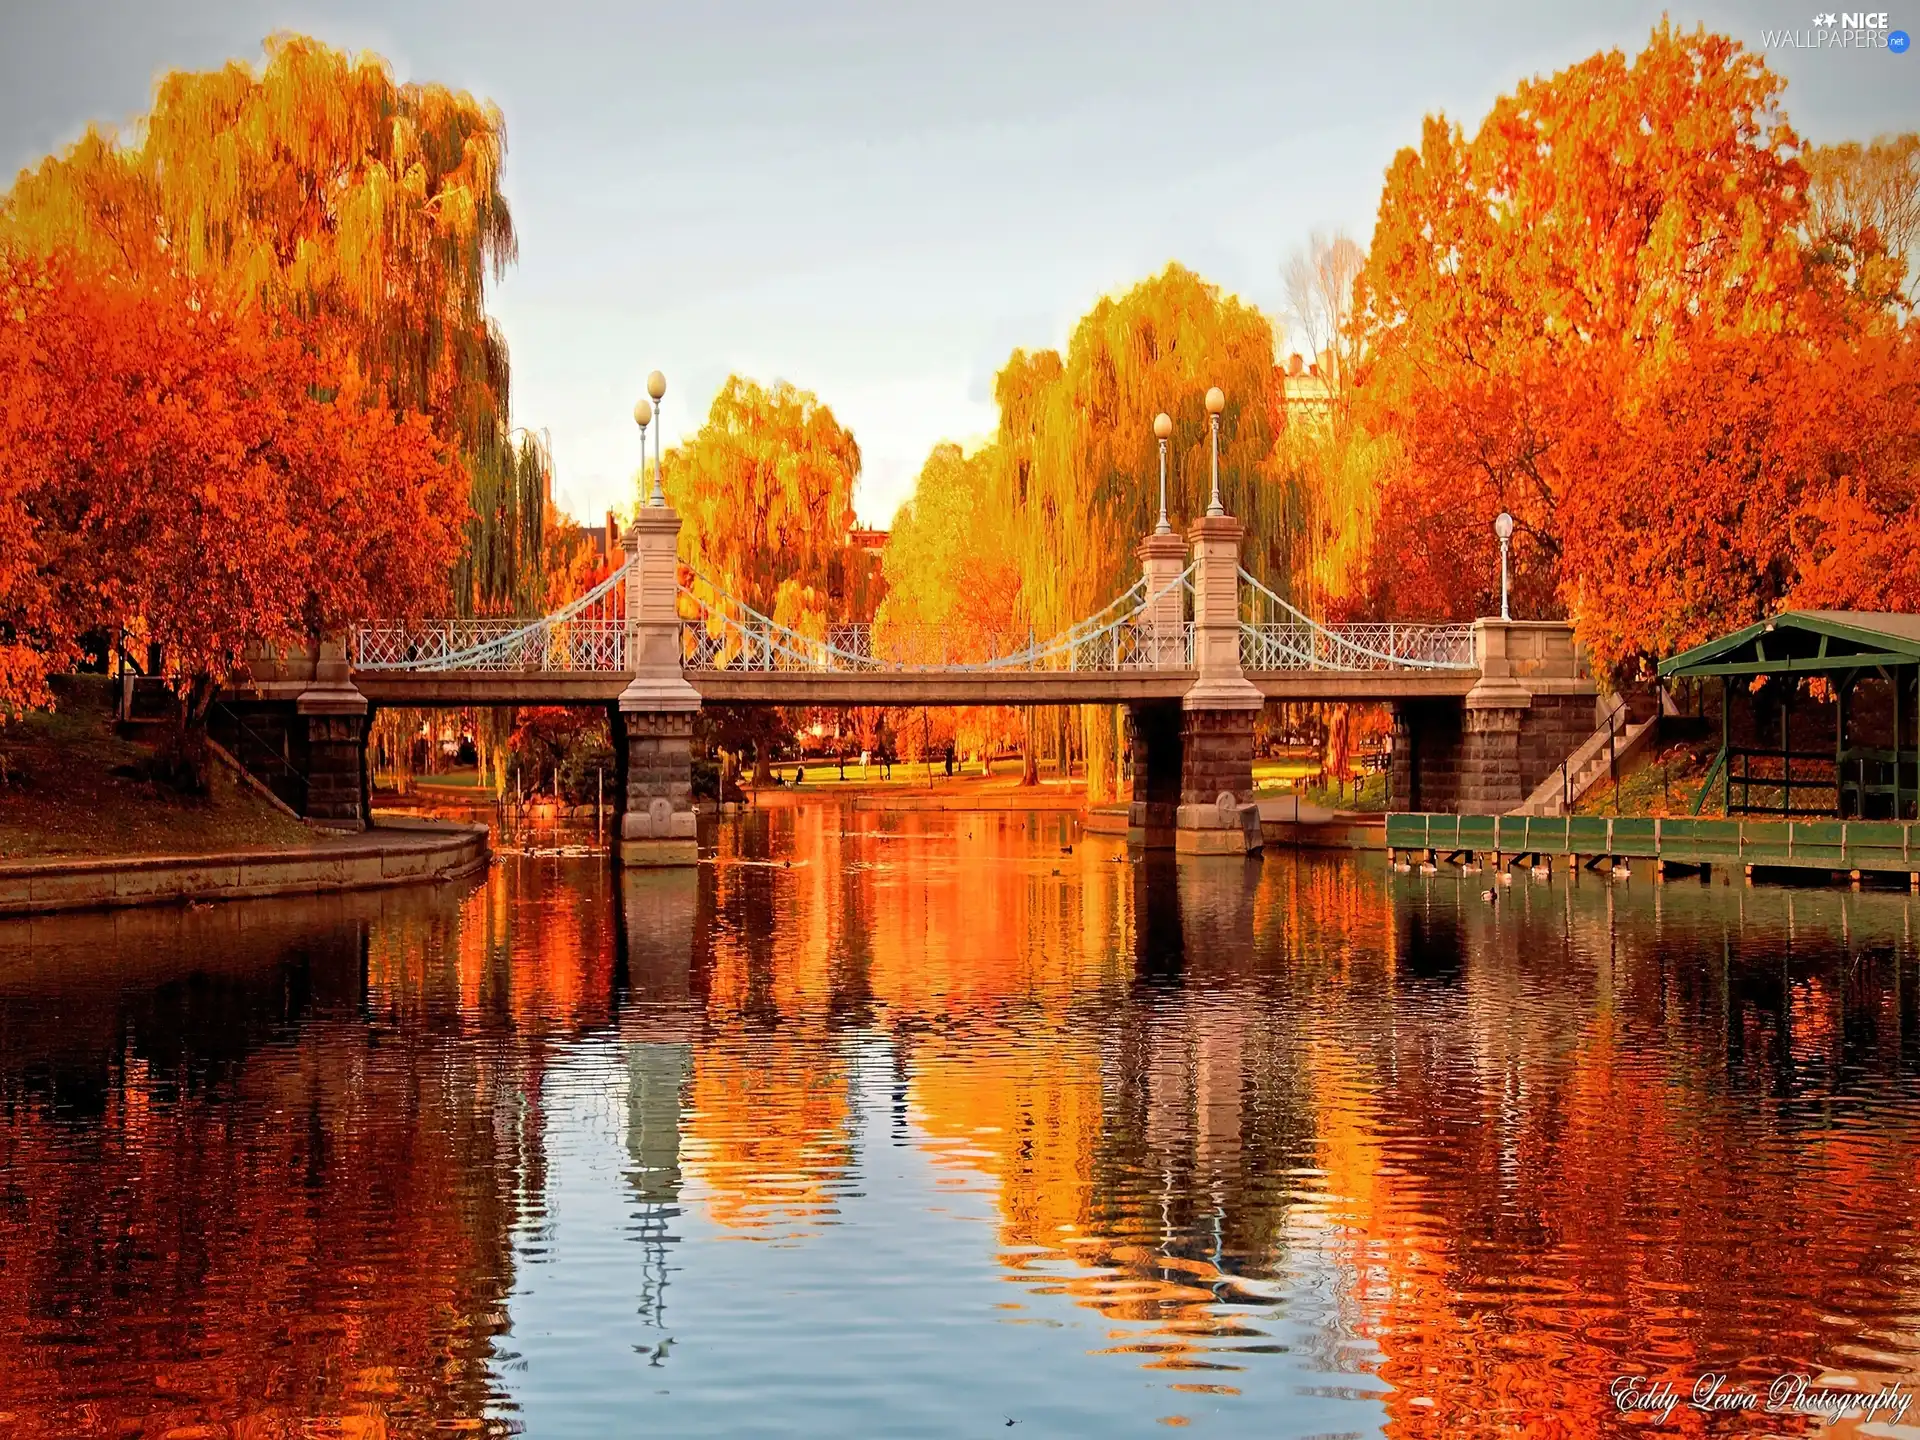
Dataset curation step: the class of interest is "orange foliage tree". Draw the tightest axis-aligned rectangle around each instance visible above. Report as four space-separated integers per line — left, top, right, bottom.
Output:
992 265 1290 794
0 34 542 616
0 257 465 761
661 376 882 785
1558 330 1920 675
1348 22 1919 676
876 442 1023 662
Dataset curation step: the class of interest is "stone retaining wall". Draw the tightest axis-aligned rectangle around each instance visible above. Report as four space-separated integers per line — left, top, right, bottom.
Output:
0 820 489 918
1516 694 1600 799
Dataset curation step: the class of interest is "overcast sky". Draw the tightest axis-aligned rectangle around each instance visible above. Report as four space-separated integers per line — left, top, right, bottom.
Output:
2 1 1913 526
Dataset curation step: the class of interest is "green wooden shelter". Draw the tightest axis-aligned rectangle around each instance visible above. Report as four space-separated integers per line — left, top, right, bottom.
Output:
1659 611 1920 819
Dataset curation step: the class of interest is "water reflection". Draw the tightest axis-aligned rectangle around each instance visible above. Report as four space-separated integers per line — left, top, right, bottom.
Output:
0 813 1917 1437
0 890 531 1437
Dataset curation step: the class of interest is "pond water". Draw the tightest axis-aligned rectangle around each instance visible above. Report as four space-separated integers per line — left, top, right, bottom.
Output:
2 807 1918 1438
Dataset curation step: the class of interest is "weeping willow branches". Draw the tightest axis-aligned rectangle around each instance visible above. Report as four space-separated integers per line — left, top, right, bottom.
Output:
1 32 539 615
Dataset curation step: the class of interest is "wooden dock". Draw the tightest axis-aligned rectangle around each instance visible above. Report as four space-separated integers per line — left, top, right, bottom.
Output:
1386 812 1920 885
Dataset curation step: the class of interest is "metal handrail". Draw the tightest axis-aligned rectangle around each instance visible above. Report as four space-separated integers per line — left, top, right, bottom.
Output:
1237 569 1476 672
352 561 631 671
678 566 1193 674
350 558 1483 679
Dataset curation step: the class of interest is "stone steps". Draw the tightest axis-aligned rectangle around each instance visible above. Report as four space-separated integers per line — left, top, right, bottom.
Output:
1517 702 1654 816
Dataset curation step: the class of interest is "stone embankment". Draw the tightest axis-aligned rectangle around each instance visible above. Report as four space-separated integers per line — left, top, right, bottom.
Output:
0 816 489 918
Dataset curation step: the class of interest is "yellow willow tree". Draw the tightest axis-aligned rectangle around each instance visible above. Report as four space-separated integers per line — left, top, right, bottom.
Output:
984 263 1288 799
0 32 541 616
664 376 880 633
662 376 881 787
875 441 1025 760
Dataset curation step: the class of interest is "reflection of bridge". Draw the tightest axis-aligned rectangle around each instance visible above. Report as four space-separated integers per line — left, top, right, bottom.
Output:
220 497 1597 862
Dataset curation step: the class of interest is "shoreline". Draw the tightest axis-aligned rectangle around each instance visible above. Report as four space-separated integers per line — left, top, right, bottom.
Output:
0 815 490 919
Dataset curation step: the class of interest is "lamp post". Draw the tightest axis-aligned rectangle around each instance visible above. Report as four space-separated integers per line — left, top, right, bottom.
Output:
647 370 668 507
1494 511 1515 620
633 398 653 504
1153 411 1173 534
1204 387 1225 517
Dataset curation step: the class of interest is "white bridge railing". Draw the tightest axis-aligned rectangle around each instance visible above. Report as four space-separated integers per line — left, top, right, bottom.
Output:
677 567 1194 673
1237 569 1475 672
352 564 630 672
348 559 1478 677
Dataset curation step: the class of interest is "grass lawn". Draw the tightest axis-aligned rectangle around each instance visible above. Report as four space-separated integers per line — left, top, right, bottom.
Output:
1251 758 1321 791
1251 757 1390 811
0 676 317 861
401 767 496 790
1574 741 1724 817
765 757 1068 789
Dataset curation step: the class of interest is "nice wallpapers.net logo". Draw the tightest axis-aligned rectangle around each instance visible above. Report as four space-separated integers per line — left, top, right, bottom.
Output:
1762 11 1912 49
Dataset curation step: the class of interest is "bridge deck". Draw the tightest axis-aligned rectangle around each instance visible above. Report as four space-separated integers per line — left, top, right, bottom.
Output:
350 668 1483 707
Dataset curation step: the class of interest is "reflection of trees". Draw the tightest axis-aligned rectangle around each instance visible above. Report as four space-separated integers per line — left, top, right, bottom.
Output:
1295 873 1920 1434
697 819 1321 1372
10 817 1891 1433
661 813 1920 1424
676 811 857 1236
0 872 623 1437
1047 858 1315 1372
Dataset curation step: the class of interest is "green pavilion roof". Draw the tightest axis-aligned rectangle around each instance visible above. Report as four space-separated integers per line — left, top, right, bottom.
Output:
1659 611 1920 679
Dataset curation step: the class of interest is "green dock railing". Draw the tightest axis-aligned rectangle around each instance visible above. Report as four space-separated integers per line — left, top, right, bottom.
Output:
1384 813 1919 874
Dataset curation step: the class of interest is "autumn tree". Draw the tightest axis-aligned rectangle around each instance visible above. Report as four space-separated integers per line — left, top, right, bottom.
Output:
0 33 541 615
661 376 879 785
877 443 1023 660
1345 22 1920 687
874 442 1026 761
1352 23 1817 623
0 257 465 771
983 264 1286 797
664 376 879 633
992 264 1286 631
1560 328 1920 676
1806 133 1920 310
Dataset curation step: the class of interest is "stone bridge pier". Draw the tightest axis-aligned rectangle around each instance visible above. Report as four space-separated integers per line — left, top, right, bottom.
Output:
615 501 701 866
213 638 371 830
1390 620 1597 814
1126 511 1264 856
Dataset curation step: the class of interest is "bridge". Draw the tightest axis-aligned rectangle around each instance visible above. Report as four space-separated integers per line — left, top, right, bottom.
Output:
219 499 1597 864
344 561 1482 707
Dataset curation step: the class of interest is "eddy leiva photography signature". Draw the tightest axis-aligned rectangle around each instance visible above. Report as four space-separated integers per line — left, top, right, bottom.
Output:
1612 1373 1914 1426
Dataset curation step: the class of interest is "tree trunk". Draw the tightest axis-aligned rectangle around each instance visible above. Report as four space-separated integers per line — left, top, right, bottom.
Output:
1084 707 1116 804
1019 706 1039 786
753 738 774 787
160 672 216 794
374 708 415 795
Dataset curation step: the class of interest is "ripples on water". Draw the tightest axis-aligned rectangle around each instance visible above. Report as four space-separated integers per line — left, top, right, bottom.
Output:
1 806 1918 1438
